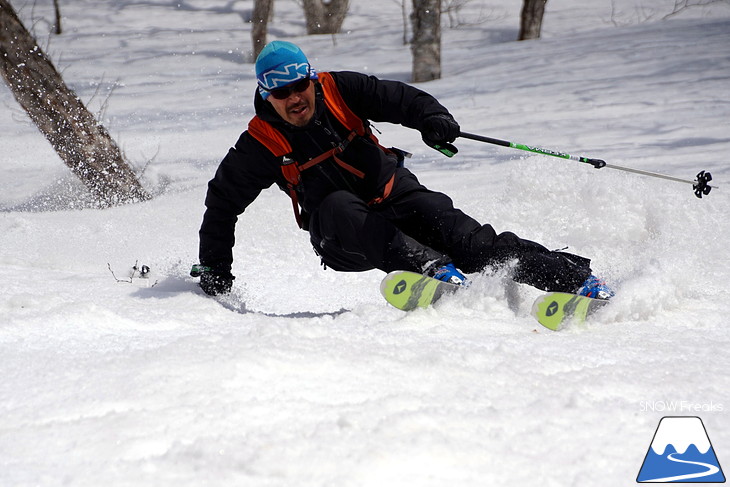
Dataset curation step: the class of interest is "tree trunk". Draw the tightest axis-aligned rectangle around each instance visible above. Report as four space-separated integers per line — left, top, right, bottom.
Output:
53 0 62 34
411 0 441 82
0 0 148 206
251 0 273 60
518 0 547 40
302 0 349 35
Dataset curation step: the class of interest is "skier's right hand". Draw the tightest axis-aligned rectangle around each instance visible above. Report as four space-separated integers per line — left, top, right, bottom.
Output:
191 265 235 296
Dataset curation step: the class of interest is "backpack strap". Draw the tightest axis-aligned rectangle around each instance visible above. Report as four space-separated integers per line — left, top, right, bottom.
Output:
318 72 368 137
249 117 306 227
298 131 364 178
280 158 305 229
319 72 389 152
248 116 292 157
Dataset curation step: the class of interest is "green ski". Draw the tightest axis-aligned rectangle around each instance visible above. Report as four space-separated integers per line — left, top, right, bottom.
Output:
380 270 460 311
531 292 609 331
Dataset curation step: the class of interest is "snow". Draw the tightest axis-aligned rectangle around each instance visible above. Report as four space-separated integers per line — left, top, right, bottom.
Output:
1 0 729 485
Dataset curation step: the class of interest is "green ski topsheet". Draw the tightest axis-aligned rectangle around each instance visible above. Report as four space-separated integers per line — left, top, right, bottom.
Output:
380 270 460 311
531 292 609 331
381 271 609 331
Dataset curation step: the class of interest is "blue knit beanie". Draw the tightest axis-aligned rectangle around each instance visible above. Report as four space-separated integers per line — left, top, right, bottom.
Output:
255 41 316 100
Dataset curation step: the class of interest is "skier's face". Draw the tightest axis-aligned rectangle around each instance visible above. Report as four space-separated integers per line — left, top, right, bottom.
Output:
267 78 316 127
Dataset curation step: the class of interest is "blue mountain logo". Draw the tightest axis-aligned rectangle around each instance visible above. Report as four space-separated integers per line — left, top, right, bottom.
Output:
637 416 725 483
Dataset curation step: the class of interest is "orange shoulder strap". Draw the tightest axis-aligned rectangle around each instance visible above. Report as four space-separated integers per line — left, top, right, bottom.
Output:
248 116 292 157
318 72 367 137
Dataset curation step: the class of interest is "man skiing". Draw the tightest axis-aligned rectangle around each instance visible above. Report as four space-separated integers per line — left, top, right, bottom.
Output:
193 40 613 301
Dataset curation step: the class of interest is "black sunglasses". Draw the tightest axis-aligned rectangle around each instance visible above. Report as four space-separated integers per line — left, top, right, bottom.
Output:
267 77 311 100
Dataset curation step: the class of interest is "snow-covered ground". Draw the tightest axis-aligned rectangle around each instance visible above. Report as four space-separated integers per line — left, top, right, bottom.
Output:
2 0 729 485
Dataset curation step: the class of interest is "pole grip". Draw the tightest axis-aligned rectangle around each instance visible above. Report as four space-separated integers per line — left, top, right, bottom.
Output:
583 157 607 169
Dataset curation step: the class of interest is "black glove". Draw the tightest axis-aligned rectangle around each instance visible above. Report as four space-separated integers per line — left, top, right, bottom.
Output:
421 113 460 157
191 264 235 296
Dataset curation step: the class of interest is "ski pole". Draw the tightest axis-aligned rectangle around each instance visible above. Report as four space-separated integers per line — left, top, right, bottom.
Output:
459 131 716 198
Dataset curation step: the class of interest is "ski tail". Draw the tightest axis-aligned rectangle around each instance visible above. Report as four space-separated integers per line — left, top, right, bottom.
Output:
380 270 460 311
531 292 609 330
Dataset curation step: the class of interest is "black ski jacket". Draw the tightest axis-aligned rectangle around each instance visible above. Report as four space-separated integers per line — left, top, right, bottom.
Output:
199 71 454 271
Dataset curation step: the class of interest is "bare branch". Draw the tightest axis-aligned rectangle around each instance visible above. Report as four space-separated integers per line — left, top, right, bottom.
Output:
662 0 728 20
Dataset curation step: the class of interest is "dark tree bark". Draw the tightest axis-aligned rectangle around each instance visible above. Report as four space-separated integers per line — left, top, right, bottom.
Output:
519 0 547 40
53 0 61 34
251 0 273 60
302 0 349 35
0 0 149 206
411 0 441 82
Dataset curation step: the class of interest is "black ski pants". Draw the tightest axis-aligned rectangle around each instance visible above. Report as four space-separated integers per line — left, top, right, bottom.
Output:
308 168 592 293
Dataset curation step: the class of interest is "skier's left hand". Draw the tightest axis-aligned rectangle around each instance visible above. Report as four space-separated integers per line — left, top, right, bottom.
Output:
421 113 460 157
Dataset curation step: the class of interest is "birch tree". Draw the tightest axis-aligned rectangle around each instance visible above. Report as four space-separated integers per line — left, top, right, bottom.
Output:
251 0 273 59
519 0 547 40
303 0 350 35
411 0 441 82
0 0 148 206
